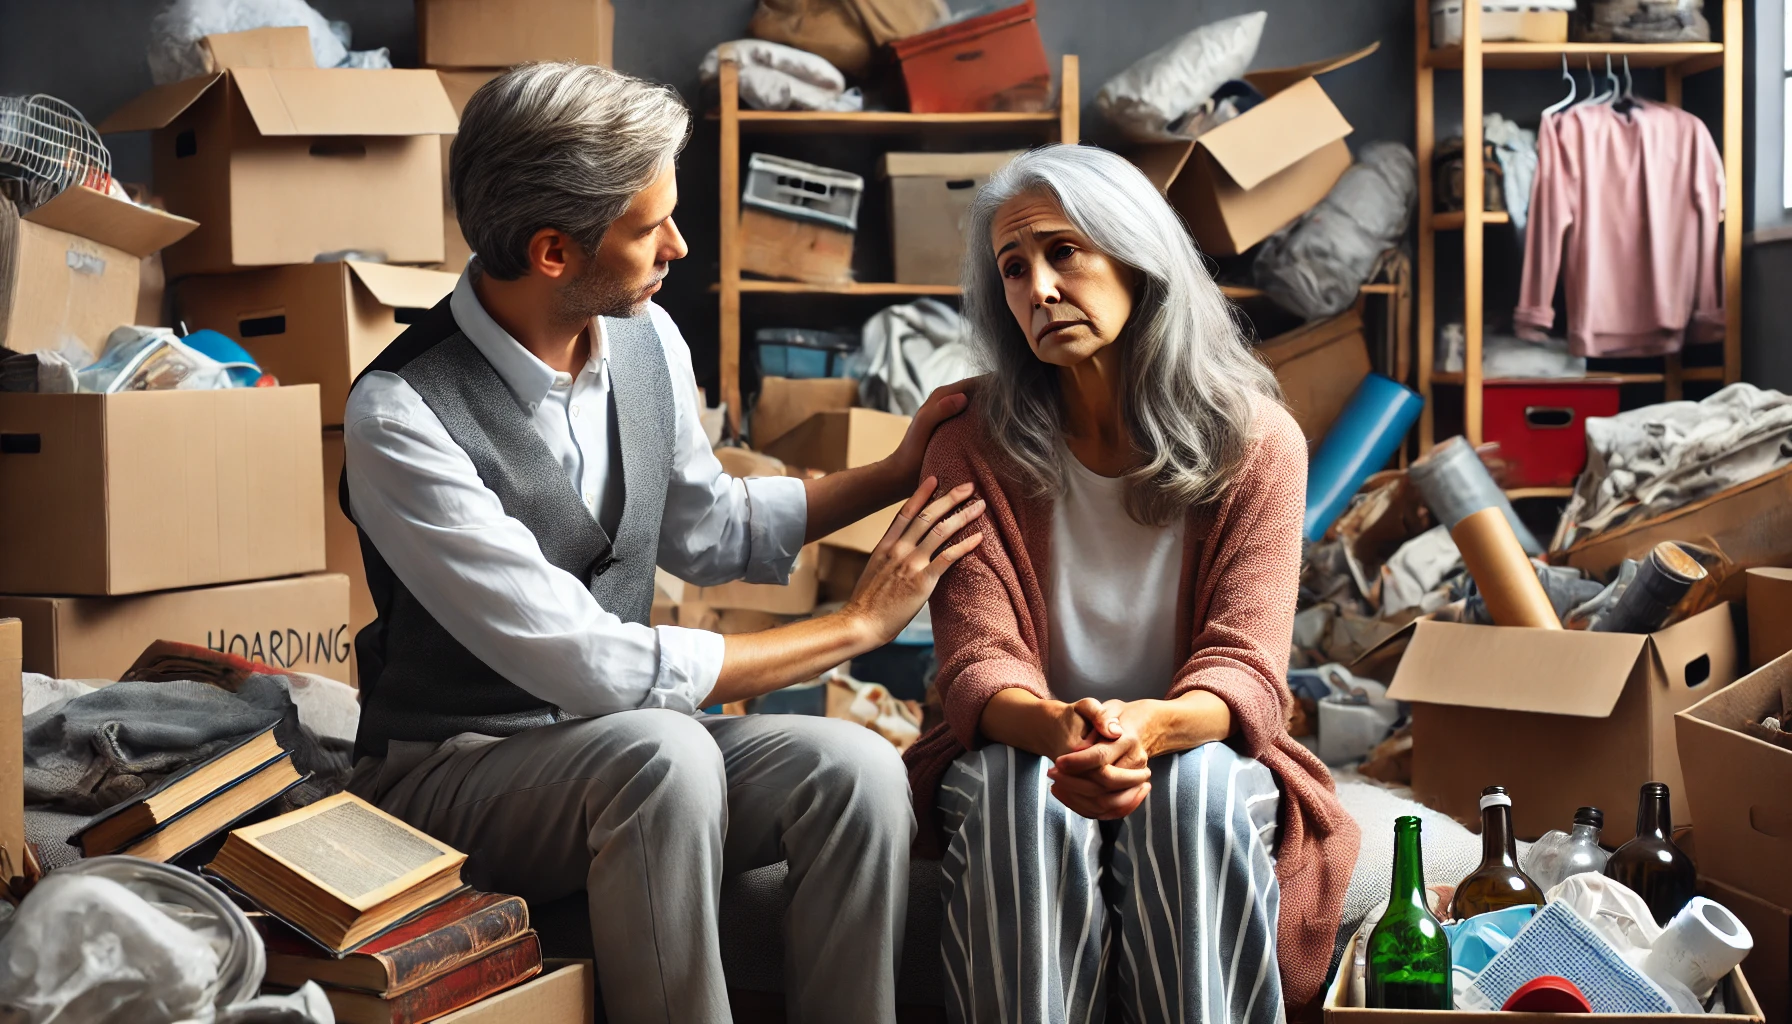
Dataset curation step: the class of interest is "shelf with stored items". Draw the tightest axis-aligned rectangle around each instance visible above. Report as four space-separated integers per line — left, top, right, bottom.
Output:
713 51 1080 434
1412 0 1743 459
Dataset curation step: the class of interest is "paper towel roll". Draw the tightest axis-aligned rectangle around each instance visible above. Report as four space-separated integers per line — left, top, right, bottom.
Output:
1641 897 1754 1000
1449 507 1561 629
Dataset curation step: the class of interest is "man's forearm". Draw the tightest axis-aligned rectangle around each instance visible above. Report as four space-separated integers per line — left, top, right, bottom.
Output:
705 610 879 706
801 460 909 543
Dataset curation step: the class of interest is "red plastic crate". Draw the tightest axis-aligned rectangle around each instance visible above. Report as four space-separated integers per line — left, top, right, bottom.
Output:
1482 379 1622 488
889 1 1051 114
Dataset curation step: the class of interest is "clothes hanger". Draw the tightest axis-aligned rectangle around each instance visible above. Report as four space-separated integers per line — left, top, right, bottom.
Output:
1614 55 1639 113
1598 55 1621 104
1542 52 1577 117
1571 56 1602 106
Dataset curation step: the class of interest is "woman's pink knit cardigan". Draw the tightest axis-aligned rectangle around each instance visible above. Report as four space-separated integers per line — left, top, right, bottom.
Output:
902 399 1358 1015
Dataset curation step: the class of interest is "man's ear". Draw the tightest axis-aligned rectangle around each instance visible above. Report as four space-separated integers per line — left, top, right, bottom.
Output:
528 227 576 280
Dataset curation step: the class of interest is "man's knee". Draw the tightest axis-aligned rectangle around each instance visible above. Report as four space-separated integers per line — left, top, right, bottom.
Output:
796 718 911 815
568 708 727 815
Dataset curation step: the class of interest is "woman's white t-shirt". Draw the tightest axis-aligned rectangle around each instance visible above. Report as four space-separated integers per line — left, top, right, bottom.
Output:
1046 452 1186 703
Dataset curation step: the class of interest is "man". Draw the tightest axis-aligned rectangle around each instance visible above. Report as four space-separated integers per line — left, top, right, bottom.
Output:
340 62 984 1024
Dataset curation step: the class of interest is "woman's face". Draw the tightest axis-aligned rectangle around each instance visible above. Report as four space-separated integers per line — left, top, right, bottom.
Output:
989 190 1136 369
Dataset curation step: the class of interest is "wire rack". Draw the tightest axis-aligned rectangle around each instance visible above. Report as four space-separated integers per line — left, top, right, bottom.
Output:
0 94 114 212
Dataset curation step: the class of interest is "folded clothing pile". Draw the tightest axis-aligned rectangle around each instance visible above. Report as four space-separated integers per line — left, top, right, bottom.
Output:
699 39 862 112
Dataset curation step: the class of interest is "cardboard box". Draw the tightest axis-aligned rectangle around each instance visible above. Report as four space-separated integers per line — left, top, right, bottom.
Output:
1257 308 1370 444
1556 464 1792 603
1377 603 1740 841
0 386 326 595
750 376 860 450
819 545 870 602
1431 4 1570 46
0 619 20 886
176 261 458 426
1702 878 1791 1024
1748 568 1792 670
881 151 1021 285
434 69 502 272
0 184 197 360
739 208 855 286
321 430 374 678
764 408 910 554
419 0 615 68
1130 44 1376 256
434 961 594 1023
1323 931 1765 1022
98 27 459 278
1676 651 1792 907
694 543 821 615
0 574 352 684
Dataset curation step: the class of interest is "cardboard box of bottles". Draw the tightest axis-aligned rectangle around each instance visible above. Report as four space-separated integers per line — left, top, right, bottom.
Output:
1675 649 1792 908
1702 878 1790 1024
1323 932 1767 1022
1371 602 1740 843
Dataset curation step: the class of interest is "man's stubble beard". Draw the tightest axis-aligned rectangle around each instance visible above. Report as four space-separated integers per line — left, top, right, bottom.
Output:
552 257 659 323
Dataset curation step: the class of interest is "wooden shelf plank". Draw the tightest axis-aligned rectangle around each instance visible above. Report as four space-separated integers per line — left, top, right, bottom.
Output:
1433 210 1511 229
1506 486 1574 500
1432 371 1667 384
1682 365 1726 381
1425 41 1724 71
709 110 1063 135
711 280 963 296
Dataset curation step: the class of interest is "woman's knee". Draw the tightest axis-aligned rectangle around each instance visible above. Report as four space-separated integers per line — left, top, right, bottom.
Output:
1152 742 1280 848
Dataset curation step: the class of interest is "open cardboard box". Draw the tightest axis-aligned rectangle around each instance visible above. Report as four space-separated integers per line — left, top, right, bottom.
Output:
1702 878 1791 1024
0 385 325 595
177 261 457 426
1258 307 1370 444
0 184 197 361
0 619 19 889
321 430 373 684
1746 568 1792 670
1675 648 1792 908
1324 931 1765 1021
433 69 503 271
1371 603 1739 841
750 376 859 450
0 573 352 684
99 27 458 277
763 408 910 555
418 0 615 68
1129 44 1376 256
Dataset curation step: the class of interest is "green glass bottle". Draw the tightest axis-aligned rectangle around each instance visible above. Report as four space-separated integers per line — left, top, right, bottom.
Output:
1367 815 1453 1009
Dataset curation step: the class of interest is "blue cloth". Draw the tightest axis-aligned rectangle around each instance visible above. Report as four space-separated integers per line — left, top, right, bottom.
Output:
1445 903 1537 974
1467 900 1674 1013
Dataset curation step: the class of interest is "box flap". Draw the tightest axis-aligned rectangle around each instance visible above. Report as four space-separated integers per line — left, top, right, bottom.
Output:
0 618 17 661
1386 619 1648 718
1647 602 1736 692
97 74 225 133
879 151 1024 178
231 68 460 137
1129 140 1197 194
21 186 199 257
200 27 315 71
1242 41 1379 97
1194 77 1353 192
346 261 458 310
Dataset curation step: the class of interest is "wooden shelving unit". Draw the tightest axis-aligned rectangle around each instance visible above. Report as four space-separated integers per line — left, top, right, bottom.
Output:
1413 0 1743 453
714 54 1081 432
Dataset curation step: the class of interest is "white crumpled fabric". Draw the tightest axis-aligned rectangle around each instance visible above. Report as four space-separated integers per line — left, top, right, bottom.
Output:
147 0 390 84
0 858 333 1024
1095 12 1266 141
1483 113 1538 234
1378 525 1461 616
1545 873 1705 1014
699 40 862 112
851 299 977 416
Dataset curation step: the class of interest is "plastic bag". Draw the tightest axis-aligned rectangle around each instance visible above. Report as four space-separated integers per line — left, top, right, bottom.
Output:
699 40 863 112
1095 12 1266 141
1253 142 1416 320
77 326 259 393
1577 0 1710 42
147 0 390 85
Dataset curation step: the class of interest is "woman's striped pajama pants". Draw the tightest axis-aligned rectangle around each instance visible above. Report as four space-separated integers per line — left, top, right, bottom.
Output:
936 741 1284 1024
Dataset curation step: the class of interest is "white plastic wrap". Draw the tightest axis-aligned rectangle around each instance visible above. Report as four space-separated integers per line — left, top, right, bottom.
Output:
147 0 390 84
699 40 863 113
1095 12 1266 141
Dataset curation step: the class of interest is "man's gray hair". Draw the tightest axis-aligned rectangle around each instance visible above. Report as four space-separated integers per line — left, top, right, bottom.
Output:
960 144 1282 526
452 62 691 280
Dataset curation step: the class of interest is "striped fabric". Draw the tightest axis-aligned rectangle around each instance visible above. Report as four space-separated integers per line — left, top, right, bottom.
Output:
937 741 1284 1024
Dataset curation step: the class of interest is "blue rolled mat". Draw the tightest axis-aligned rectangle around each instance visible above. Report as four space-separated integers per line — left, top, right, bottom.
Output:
1304 373 1423 542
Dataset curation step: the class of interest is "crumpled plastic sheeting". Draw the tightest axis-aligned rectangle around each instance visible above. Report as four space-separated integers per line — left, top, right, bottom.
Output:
1254 142 1417 320
700 40 863 112
0 858 334 1024
148 0 390 84
850 299 977 416
1095 11 1265 141
1554 383 1792 548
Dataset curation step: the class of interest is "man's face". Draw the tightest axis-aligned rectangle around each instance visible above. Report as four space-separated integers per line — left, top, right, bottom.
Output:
556 164 688 321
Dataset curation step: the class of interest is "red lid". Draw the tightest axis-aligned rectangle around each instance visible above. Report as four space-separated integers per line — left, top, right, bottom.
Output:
889 1 1038 59
1502 976 1593 1013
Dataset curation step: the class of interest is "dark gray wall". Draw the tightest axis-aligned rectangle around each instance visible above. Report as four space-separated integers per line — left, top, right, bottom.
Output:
0 0 1412 397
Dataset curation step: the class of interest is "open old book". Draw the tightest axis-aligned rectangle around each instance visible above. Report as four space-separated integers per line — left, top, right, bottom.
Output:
207 792 466 952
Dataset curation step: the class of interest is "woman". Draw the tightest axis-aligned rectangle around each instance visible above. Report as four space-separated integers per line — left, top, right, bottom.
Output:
904 145 1358 1024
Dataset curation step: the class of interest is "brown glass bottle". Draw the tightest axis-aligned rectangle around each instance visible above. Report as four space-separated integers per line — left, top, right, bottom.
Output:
1450 785 1547 920
1604 782 1697 925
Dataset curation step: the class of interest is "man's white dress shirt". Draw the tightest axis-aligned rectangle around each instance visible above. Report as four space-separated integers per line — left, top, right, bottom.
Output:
344 271 807 717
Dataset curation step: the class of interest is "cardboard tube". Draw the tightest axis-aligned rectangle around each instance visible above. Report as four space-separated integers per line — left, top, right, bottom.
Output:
1451 506 1562 629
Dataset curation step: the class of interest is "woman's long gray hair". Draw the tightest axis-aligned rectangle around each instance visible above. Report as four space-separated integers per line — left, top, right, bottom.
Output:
960 144 1282 526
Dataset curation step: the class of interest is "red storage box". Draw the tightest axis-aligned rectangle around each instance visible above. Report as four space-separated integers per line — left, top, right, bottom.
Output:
889 1 1051 114
1482 379 1621 488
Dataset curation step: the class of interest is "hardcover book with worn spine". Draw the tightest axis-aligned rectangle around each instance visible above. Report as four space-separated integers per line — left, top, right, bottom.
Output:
284 932 543 1024
258 890 531 995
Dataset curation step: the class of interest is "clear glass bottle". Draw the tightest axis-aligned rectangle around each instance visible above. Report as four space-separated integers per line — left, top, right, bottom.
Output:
1451 785 1548 919
1605 782 1697 925
1367 815 1453 1009
1524 806 1610 892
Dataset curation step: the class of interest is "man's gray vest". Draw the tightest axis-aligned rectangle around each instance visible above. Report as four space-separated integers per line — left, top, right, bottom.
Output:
341 297 675 759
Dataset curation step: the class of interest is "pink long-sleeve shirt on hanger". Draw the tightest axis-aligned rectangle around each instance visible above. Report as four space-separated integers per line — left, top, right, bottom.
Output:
1515 100 1724 357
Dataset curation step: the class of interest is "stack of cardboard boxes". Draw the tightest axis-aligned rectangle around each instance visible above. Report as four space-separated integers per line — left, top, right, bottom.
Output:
0 26 466 686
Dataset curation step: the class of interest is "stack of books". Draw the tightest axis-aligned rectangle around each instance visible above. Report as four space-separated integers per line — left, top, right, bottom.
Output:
207 792 542 1024
70 722 307 862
